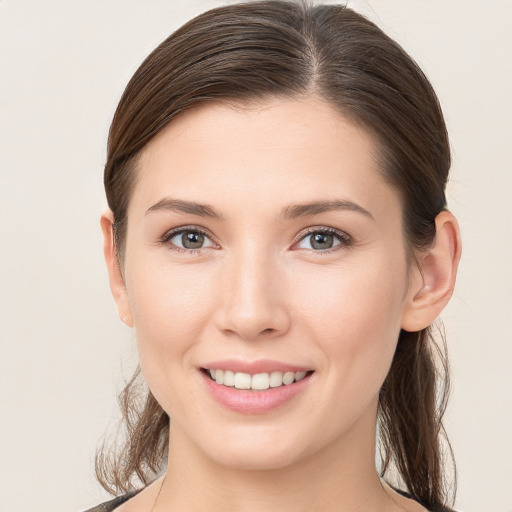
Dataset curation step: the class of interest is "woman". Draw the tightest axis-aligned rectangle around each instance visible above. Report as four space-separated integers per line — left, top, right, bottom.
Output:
89 1 461 511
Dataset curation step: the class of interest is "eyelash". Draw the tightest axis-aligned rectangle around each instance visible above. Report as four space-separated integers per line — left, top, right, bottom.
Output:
160 226 217 255
159 225 353 255
297 227 353 254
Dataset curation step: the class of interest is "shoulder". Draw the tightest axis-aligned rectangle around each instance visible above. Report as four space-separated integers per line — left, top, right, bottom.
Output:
384 485 431 512
81 491 140 512
82 477 164 512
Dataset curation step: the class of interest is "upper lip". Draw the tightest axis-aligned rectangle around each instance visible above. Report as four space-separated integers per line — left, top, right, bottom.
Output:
201 359 313 374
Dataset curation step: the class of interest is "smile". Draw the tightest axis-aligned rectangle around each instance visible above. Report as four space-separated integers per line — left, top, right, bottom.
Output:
205 368 312 390
200 365 315 414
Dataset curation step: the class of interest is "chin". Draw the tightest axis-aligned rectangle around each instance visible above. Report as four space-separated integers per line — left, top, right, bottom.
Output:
200 428 312 472
215 449 301 472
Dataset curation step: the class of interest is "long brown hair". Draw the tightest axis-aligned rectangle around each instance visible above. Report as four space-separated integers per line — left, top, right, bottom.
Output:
97 1 456 509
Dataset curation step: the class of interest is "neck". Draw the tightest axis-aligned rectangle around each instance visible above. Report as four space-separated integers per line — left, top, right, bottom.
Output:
155 405 396 512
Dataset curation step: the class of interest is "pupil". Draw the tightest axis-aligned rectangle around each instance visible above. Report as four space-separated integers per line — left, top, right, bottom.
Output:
182 232 204 249
311 232 333 249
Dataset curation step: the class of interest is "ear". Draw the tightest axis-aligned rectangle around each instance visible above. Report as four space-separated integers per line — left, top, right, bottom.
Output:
401 211 461 332
100 210 133 327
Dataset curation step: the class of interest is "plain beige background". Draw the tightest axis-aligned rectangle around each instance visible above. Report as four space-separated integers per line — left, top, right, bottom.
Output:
0 1 511 511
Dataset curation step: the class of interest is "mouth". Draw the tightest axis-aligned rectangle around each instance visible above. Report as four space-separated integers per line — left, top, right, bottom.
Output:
199 359 316 414
201 368 315 391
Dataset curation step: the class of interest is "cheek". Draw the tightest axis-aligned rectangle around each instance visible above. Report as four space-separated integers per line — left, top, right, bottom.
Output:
294 255 408 381
124 259 220 421
125 258 214 373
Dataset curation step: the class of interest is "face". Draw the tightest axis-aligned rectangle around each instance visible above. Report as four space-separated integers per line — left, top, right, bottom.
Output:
117 97 417 470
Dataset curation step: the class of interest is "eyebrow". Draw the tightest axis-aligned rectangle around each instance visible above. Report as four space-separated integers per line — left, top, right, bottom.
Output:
146 197 374 221
146 198 225 219
279 199 374 220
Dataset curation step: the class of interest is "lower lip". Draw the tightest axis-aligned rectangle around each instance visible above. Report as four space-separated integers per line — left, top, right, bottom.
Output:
201 370 313 415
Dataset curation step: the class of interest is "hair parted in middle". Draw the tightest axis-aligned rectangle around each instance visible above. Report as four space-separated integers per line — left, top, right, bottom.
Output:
98 2 456 511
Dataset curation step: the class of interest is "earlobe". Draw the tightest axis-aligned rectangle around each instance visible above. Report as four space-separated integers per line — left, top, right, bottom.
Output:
100 211 133 328
401 211 461 332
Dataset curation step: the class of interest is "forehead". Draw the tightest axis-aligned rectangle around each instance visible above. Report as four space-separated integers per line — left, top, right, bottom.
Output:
132 96 400 222
142 96 376 166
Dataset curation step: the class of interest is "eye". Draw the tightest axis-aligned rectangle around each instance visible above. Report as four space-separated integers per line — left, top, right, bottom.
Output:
163 227 217 252
295 228 351 252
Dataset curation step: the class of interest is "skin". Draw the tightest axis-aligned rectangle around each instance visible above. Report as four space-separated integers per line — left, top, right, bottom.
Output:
102 96 461 512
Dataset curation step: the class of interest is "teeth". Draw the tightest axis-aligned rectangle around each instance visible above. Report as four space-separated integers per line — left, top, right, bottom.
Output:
234 372 251 389
208 369 310 390
282 371 295 385
223 370 235 387
251 373 270 390
269 371 283 388
294 371 307 382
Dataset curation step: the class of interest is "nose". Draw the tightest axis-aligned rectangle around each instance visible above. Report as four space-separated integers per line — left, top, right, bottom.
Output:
214 245 291 341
